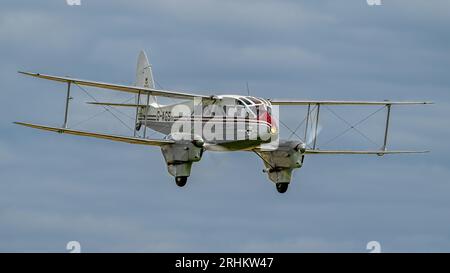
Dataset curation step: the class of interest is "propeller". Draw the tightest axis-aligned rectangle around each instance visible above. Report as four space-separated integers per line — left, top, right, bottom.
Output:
295 119 322 163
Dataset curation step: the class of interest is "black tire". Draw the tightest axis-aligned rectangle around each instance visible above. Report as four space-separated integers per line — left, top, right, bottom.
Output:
175 176 188 187
135 122 142 131
276 183 289 193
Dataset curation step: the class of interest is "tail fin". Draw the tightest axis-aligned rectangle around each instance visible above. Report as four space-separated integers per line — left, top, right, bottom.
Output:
136 50 158 106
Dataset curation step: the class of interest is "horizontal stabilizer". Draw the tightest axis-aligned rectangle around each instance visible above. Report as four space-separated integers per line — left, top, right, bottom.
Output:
14 122 174 146
304 149 429 155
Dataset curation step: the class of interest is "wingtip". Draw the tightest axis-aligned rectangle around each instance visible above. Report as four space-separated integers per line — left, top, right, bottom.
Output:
405 150 431 154
18 71 38 76
13 121 27 127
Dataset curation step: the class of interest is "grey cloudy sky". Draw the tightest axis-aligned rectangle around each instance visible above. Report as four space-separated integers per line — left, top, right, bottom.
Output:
0 0 449 252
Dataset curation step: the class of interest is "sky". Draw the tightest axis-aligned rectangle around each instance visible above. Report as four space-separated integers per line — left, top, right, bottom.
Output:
0 0 449 252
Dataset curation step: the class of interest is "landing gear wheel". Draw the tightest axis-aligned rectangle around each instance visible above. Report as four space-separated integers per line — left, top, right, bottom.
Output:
135 122 142 131
175 176 188 187
276 183 289 193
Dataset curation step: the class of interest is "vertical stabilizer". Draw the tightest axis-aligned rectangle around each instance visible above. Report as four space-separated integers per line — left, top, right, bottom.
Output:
136 50 158 106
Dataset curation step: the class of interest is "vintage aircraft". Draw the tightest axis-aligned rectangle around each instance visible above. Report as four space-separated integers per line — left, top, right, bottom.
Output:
15 51 431 193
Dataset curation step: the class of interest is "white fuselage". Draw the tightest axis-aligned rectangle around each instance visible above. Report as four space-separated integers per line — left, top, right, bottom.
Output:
138 95 278 151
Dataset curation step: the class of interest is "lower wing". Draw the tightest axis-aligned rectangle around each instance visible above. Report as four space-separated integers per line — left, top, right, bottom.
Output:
269 100 433 105
14 122 174 146
304 149 429 155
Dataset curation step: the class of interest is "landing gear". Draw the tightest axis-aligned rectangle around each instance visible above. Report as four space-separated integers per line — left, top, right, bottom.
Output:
276 183 289 193
175 176 188 187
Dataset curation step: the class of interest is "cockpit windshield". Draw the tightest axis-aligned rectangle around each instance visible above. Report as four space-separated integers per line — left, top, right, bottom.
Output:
217 95 271 118
235 96 271 118
240 97 253 105
247 97 263 104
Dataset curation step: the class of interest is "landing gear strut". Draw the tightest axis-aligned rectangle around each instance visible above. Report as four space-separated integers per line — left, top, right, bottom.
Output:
276 183 289 193
175 176 188 187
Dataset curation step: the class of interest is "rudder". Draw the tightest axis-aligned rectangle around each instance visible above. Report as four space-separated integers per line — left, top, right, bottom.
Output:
136 50 158 106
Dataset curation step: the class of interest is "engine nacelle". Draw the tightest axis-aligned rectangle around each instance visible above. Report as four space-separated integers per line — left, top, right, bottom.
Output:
258 140 305 184
160 134 204 178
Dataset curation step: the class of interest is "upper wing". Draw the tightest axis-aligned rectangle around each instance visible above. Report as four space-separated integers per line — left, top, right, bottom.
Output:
86 102 146 108
14 122 174 146
269 99 433 106
19 71 212 100
304 149 429 155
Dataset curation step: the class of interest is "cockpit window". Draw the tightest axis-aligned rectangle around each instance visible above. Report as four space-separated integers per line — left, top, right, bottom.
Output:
247 97 263 104
240 97 253 105
248 106 257 116
220 97 270 118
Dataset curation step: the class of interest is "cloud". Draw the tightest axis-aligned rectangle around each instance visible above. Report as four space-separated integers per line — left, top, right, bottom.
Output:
0 0 449 252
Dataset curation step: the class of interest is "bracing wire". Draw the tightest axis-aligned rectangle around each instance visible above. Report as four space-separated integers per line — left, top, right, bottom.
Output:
322 105 386 147
73 84 134 132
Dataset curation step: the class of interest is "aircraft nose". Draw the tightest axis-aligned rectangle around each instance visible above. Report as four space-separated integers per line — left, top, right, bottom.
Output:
257 123 275 142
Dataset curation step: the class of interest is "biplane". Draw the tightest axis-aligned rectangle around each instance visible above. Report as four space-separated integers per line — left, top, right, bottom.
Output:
15 51 432 193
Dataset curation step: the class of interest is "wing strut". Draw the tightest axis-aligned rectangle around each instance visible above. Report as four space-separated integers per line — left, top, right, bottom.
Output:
63 81 72 128
382 104 391 151
143 93 150 138
304 104 311 143
133 91 141 137
313 104 320 149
